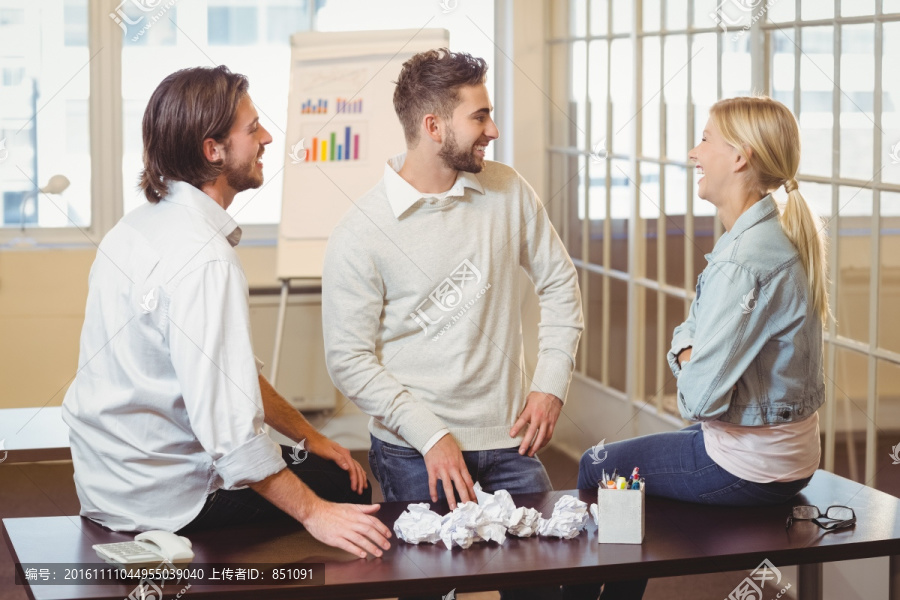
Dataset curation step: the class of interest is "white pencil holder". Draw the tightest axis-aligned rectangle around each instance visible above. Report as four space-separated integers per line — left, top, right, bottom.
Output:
597 486 645 544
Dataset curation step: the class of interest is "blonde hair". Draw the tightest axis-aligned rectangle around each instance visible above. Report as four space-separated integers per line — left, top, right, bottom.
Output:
709 96 830 324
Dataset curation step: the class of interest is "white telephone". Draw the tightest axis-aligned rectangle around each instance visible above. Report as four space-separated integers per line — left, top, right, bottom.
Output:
93 530 195 566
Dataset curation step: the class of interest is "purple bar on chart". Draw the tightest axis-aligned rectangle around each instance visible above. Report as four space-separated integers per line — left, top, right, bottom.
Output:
353 134 359 160
344 127 350 160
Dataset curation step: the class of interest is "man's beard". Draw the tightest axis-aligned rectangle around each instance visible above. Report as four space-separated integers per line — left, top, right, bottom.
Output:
438 128 484 173
222 143 263 192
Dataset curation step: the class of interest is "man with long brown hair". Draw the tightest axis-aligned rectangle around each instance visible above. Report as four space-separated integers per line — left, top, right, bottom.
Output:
63 65 391 559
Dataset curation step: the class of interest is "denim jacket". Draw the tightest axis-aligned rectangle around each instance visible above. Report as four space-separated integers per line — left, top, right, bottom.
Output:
667 196 825 426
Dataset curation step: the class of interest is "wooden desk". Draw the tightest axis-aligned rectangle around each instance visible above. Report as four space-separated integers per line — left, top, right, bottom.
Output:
3 470 900 600
0 407 70 463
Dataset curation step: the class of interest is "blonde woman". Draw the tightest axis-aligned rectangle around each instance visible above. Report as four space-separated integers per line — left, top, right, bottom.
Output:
570 97 828 600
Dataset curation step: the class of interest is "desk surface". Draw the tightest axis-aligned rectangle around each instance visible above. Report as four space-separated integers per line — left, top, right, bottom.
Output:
0 407 70 463
4 470 900 600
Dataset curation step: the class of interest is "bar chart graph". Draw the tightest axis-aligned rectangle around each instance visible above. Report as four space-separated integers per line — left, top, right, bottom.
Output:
301 123 366 163
301 98 328 114
336 97 363 113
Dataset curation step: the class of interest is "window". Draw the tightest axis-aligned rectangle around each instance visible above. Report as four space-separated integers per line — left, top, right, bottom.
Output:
0 1 91 230
119 0 495 228
2 66 25 86
3 190 31 226
120 1 304 225
550 0 745 399
0 0 494 241
0 8 24 26
208 5 259 46
550 0 900 485
267 6 308 44
116 2 178 47
63 0 88 47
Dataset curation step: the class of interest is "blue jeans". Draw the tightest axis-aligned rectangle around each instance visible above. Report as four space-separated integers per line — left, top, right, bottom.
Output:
565 423 812 600
369 435 556 600
368 435 553 502
576 423 812 505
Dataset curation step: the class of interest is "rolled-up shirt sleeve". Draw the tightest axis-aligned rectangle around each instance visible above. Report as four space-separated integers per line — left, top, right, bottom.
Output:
166 260 284 489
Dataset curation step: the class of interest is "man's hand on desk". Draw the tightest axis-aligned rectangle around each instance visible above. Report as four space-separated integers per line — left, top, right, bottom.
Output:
423 434 476 510
301 497 392 560
306 432 369 495
251 469 391 559
509 392 563 457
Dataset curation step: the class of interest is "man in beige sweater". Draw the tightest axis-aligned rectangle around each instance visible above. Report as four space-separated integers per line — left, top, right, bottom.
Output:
323 49 583 516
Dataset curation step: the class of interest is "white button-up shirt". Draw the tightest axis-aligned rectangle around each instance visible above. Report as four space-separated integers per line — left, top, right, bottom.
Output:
383 153 484 219
62 181 285 532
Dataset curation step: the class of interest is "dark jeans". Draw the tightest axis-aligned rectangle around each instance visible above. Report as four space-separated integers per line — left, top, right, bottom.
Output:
368 435 553 502
565 423 813 600
179 445 371 533
369 435 558 600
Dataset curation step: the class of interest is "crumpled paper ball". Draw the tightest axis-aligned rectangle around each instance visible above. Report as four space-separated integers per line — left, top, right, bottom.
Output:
393 503 443 544
506 505 543 537
440 501 483 549
537 495 589 539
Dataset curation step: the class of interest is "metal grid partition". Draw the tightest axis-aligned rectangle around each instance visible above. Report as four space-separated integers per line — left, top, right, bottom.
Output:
548 0 900 486
763 0 900 485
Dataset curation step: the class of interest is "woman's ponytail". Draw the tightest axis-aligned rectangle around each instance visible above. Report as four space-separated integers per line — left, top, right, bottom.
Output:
780 180 829 324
